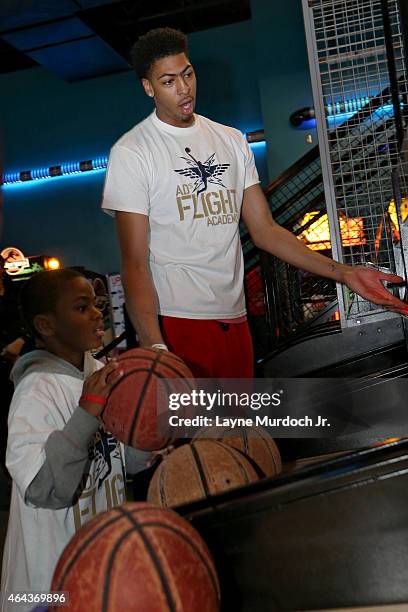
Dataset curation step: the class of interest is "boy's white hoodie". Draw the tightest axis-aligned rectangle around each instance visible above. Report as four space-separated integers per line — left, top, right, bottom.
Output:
0 350 150 612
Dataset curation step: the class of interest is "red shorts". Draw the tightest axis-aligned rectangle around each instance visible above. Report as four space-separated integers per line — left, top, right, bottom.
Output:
161 316 254 378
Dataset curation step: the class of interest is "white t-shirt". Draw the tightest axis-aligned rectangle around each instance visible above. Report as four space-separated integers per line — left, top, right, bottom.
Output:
0 357 126 612
102 112 259 319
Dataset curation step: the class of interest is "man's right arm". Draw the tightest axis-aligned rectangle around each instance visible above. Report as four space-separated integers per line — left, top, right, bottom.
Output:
116 211 165 347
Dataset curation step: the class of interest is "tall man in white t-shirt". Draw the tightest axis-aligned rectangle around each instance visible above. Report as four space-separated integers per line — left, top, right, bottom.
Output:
102 27 408 378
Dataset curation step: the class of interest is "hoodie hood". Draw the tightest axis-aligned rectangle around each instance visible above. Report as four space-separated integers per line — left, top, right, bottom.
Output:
11 349 97 387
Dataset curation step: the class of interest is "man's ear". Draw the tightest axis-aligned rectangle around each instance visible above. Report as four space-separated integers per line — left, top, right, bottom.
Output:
142 78 154 98
33 313 55 338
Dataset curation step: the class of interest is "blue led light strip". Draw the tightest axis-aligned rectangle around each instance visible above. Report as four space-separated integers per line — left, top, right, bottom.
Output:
326 95 401 120
327 103 395 123
0 136 264 188
0 132 266 187
326 95 371 115
1 156 109 186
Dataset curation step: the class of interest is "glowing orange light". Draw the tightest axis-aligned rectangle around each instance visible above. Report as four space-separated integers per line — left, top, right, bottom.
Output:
298 212 366 250
387 197 408 243
375 198 408 255
45 257 61 270
370 437 401 447
332 310 340 321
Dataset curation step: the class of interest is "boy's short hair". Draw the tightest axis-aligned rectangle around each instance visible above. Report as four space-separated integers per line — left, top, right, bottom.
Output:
20 269 84 339
130 28 189 79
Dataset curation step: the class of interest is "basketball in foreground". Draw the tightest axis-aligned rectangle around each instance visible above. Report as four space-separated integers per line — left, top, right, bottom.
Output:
50 502 220 612
101 348 195 450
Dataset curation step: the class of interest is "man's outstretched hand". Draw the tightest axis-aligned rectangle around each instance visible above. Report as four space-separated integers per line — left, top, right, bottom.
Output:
341 266 408 316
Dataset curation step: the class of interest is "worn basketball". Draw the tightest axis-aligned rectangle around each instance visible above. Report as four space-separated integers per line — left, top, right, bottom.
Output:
147 440 259 508
101 348 195 451
193 426 282 477
50 502 220 612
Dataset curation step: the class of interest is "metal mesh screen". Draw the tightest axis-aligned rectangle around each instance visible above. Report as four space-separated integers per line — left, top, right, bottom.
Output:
260 149 338 341
391 125 408 290
304 0 408 325
268 155 325 226
243 147 337 344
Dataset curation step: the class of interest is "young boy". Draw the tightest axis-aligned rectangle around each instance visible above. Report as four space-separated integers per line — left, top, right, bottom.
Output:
0 269 151 611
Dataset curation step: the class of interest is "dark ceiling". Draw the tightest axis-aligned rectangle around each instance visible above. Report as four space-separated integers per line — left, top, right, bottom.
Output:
0 0 251 82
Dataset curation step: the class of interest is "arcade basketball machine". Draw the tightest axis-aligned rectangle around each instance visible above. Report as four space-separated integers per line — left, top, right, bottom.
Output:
260 0 408 464
264 0 408 380
303 0 408 324
177 2 408 609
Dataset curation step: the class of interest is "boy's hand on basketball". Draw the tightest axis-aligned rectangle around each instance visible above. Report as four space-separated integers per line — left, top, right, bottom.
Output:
79 360 124 418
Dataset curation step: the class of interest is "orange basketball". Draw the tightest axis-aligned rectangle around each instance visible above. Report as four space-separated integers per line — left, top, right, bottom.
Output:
50 502 220 612
102 348 195 451
193 426 282 477
147 440 259 508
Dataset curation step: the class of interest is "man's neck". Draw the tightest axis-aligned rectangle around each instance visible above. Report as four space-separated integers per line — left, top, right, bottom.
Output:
155 109 195 128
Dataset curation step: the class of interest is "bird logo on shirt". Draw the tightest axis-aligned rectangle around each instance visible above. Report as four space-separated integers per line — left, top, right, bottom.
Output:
89 430 121 489
174 147 230 195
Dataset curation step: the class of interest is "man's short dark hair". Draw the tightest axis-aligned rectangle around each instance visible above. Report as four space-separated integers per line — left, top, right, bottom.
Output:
20 268 84 339
130 28 189 79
